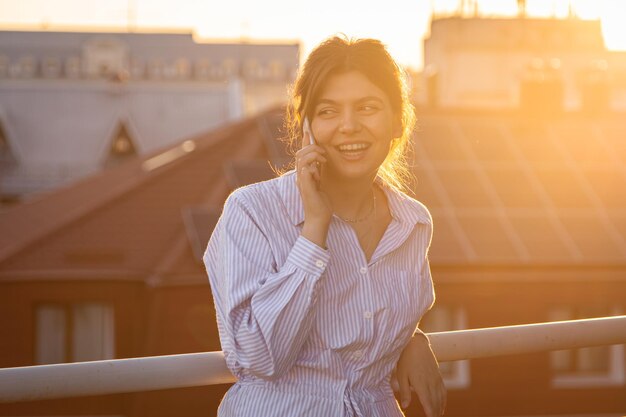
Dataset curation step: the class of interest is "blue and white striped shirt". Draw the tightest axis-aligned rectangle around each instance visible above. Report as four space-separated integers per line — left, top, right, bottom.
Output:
204 170 435 417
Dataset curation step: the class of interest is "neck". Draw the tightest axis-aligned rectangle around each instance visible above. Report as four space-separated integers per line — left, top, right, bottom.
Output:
320 171 378 220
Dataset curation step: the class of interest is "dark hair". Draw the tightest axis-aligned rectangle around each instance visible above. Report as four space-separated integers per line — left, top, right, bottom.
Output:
285 35 416 192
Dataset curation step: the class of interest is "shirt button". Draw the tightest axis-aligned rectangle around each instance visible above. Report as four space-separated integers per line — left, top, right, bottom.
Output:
364 311 372 319
353 350 363 359
315 260 325 268
359 266 368 275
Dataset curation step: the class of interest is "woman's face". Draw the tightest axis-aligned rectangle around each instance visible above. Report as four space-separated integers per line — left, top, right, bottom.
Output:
310 70 401 183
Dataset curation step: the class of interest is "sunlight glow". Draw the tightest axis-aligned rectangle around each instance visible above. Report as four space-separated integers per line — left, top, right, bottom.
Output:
0 0 624 69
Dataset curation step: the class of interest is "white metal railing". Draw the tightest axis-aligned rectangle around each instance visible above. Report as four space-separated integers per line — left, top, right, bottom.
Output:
1 315 625 403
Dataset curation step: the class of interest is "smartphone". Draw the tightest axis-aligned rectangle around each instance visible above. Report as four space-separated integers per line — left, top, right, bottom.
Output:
303 117 321 187
303 117 315 145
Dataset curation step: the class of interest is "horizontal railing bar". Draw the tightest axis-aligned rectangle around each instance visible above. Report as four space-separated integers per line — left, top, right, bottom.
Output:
1 315 625 403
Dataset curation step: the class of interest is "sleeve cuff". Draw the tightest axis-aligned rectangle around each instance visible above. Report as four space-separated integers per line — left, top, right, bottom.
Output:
285 235 330 276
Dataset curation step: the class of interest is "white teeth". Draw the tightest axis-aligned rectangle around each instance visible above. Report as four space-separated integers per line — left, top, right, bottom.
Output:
338 143 369 151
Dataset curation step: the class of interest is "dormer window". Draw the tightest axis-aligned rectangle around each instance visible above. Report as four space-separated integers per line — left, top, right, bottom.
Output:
269 60 285 80
104 122 138 168
195 59 211 80
10 56 37 78
163 61 178 80
243 59 260 80
65 56 82 79
148 60 164 79
83 37 128 78
222 59 237 78
42 57 62 78
130 58 145 79
175 58 191 79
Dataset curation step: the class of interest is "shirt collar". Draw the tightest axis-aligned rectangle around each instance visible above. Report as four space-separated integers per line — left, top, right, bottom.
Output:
277 170 431 227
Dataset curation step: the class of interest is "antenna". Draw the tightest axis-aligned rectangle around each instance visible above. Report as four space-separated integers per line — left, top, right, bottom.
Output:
517 0 526 17
127 0 136 32
568 0 576 18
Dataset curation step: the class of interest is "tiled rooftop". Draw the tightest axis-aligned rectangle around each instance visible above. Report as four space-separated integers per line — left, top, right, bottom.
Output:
0 108 624 286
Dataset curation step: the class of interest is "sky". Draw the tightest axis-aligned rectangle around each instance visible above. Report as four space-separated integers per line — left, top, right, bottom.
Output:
1 0 625 69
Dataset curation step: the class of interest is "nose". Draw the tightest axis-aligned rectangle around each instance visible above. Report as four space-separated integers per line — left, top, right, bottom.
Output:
338 110 361 135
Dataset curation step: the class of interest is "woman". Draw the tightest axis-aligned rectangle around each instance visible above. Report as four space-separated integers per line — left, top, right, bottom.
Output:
204 36 446 417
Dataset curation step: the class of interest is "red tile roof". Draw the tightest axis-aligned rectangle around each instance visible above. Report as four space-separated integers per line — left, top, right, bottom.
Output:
1 109 625 286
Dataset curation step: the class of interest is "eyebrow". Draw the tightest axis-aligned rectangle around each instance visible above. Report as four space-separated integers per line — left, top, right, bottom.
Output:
316 96 386 106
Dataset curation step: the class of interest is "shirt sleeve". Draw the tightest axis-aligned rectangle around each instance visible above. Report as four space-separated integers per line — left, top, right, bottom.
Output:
413 221 435 338
412 257 435 340
203 191 329 380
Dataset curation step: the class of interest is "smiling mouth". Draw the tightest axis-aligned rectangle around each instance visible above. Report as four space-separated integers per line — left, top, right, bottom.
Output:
336 143 370 152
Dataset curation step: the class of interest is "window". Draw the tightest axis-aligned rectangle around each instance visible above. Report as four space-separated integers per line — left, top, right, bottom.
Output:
269 60 285 81
222 58 237 78
195 59 211 80
175 58 191 79
148 60 164 79
35 303 115 364
42 56 62 78
104 122 138 168
549 306 625 387
10 56 37 78
243 59 261 80
162 61 178 80
65 56 82 79
419 305 470 389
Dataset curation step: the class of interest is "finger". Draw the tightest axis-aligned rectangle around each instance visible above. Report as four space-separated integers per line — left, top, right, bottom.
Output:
390 372 399 392
421 383 446 417
297 152 326 168
397 374 412 409
295 144 326 160
302 125 309 149
415 384 435 417
297 165 319 196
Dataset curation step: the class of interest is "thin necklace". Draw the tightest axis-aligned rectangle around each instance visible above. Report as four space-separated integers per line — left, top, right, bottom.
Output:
337 189 377 223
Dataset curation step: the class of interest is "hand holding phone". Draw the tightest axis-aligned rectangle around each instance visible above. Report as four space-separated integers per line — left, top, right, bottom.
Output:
296 117 332 246
302 117 322 186
303 117 315 146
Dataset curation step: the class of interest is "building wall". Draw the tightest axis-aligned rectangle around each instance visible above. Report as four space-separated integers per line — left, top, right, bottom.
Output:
0 280 146 416
422 17 626 111
0 31 298 202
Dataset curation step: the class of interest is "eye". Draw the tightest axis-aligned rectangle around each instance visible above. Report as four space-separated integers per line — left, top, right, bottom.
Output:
317 108 337 116
359 104 380 113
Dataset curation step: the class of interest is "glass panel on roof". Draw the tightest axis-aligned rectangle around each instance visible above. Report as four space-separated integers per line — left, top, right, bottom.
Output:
601 125 626 165
225 160 275 189
510 125 564 167
434 168 493 208
484 167 544 209
558 215 625 261
553 125 615 170
460 123 518 163
415 123 468 163
456 214 520 262
580 168 626 209
508 215 574 262
413 168 444 209
428 213 471 263
533 168 595 209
